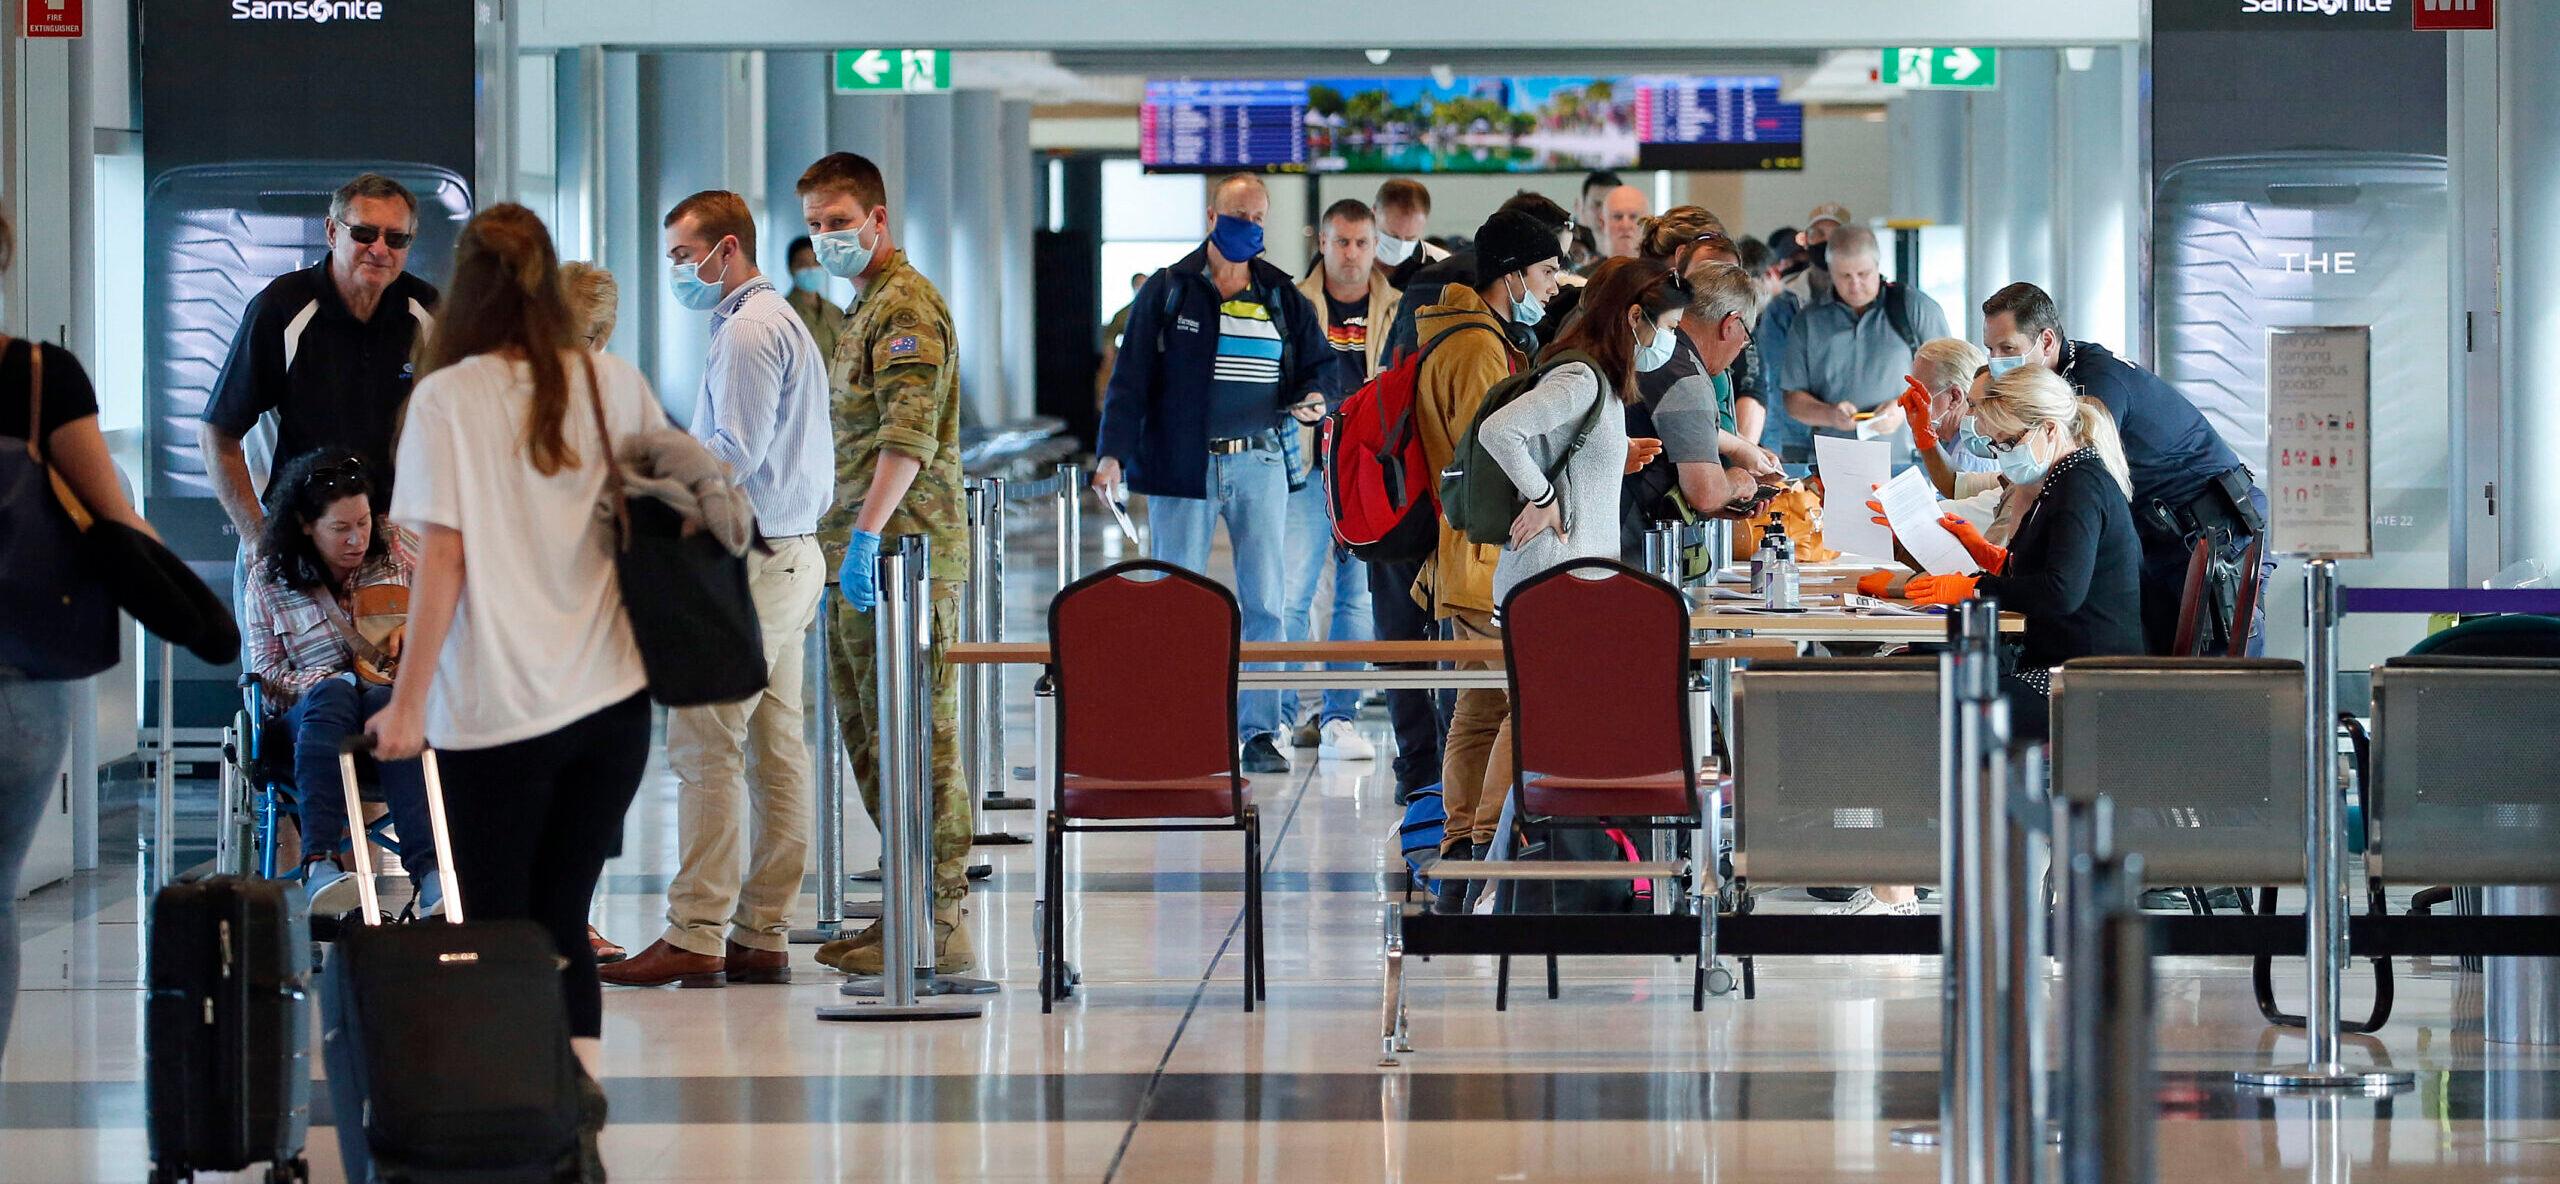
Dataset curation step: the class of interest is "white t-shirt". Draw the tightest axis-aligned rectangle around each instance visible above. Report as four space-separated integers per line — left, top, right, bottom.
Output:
390 351 666 750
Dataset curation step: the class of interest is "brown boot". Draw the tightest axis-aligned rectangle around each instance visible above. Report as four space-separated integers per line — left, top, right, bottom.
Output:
596 939 725 988
723 940 792 985
834 904 974 976
811 920 883 971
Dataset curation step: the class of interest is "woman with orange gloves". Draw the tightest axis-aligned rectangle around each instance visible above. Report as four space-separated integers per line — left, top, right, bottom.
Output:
1900 365 2145 737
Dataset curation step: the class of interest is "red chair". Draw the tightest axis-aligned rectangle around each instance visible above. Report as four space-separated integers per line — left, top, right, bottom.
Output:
1501 558 1705 826
2168 536 2213 657
1043 560 1265 1013
2226 538 2265 657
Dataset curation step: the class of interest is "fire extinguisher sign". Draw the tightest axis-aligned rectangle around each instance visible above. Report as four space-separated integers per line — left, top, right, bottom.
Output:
24 0 84 38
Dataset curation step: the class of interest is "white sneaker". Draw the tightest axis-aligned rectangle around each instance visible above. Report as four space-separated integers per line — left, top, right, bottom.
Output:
1818 889 1923 917
1317 719 1376 761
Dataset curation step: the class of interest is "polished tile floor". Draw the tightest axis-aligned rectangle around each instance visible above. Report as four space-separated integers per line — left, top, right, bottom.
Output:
6 516 2557 1182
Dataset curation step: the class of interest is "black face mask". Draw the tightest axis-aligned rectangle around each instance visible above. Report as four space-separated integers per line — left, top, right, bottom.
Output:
1809 240 1830 271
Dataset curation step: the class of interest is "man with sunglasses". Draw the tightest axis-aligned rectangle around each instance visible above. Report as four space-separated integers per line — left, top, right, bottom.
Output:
201 172 438 545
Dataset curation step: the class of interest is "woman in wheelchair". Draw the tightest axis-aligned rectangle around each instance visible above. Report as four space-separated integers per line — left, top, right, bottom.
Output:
243 449 440 917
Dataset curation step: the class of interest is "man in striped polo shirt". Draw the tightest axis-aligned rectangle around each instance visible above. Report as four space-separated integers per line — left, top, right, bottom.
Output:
1095 173 1334 773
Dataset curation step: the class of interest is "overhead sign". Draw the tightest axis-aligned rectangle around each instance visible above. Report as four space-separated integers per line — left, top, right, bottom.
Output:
835 48 951 93
1879 47 1997 90
24 0 82 37
2265 326 2373 559
2412 0 2493 29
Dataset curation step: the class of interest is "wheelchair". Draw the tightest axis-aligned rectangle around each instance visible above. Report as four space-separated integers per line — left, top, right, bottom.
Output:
215 674 424 896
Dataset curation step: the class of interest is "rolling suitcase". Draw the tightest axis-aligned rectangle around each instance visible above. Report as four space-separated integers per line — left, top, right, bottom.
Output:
320 738 593 1184
145 874 313 1184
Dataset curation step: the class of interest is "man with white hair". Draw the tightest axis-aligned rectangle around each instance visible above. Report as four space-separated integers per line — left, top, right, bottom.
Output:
1775 224 1950 453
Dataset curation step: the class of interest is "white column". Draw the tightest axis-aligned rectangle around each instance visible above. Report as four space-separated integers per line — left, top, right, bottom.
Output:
2055 46 2141 357
2501 8 2560 572
475 0 519 205
1001 99 1038 422
900 95 958 302
762 51 832 276
951 90 1006 428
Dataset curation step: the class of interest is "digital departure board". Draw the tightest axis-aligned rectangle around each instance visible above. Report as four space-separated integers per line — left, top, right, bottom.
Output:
1631 76 1805 171
1140 80 1310 173
1142 74 1803 174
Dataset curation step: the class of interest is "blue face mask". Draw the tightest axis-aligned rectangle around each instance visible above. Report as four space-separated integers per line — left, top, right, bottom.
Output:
1208 214 1264 262
812 220 878 280
792 266 827 295
668 241 732 312
1634 320 1678 373
1507 273 1546 327
1992 431 2051 485
1958 416 1995 459
1985 353 2031 378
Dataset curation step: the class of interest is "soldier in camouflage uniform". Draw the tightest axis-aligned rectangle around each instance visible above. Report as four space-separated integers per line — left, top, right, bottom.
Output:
794 152 975 976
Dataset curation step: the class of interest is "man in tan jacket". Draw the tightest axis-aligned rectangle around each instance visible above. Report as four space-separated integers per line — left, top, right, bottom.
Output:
1284 199 1402 760
1409 209 1564 913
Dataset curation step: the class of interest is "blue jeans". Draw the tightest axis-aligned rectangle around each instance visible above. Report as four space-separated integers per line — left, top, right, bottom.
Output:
1147 448 1289 743
289 677 437 875
1281 477 1372 726
0 670 73 1059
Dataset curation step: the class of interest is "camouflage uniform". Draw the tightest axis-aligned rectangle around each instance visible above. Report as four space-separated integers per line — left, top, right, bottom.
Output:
818 250 973 904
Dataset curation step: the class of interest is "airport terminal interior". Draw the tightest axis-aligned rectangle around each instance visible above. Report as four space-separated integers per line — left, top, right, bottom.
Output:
5 1 2560 1181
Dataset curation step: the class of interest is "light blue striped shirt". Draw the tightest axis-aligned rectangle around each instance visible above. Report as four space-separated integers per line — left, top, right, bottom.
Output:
697 277 835 537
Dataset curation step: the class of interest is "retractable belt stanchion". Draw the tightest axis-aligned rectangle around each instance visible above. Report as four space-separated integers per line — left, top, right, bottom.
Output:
965 480 1030 843
1055 462 1085 593
821 537 990 1020
789 596 849 944
151 640 177 892
2234 560 2411 1093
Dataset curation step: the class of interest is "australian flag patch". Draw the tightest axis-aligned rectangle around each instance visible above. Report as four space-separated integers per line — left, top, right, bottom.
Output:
886 335 919 354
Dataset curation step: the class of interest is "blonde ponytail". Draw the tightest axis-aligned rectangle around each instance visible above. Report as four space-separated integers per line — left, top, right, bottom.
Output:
2072 397 2133 499
1977 368 2134 497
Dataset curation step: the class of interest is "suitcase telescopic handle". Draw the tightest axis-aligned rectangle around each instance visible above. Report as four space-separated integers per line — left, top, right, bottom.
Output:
337 735 466 926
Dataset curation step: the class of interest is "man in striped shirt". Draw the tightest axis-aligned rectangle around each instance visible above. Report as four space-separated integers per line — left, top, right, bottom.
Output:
1094 173 1334 773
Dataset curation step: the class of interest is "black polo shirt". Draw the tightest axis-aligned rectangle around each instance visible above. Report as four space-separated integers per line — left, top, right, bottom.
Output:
202 262 439 500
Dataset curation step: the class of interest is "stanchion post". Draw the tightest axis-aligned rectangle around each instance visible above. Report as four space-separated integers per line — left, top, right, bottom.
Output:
153 640 177 892
1055 462 1084 594
2235 560 2410 1091
2095 850 2155 1184
789 597 846 944
965 480 1033 830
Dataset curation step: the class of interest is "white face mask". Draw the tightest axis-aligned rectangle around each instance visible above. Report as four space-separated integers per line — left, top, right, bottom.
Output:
1375 232 1418 266
813 218 879 281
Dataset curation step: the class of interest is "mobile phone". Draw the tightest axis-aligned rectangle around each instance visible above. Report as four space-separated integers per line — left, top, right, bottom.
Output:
1750 483 1785 503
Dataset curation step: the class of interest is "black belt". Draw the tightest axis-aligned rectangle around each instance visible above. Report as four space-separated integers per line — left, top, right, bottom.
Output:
1208 432 1276 455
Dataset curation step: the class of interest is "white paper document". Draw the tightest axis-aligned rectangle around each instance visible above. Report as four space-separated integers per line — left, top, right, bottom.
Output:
1878 467 1981 576
1812 435 1895 562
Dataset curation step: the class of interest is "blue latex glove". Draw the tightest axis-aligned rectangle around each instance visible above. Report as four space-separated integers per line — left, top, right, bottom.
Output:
838 530 883 611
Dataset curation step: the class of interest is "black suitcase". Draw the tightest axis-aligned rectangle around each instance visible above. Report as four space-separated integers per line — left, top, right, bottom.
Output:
320 740 592 1184
146 875 313 1184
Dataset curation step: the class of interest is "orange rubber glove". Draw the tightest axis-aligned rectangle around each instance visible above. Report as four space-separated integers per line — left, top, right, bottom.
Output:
1938 513 2007 574
1903 572 1981 606
1866 483 1888 527
1855 570 1897 598
1898 376 1940 451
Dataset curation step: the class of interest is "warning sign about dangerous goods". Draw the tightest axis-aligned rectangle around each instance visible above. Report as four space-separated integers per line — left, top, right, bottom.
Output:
2265 326 2373 560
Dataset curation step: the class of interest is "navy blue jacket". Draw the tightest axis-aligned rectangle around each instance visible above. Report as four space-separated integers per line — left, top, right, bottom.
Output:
1098 245 1334 500
2060 339 2246 513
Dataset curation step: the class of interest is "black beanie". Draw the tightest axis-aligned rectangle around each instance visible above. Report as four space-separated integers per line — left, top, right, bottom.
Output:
1472 210 1560 283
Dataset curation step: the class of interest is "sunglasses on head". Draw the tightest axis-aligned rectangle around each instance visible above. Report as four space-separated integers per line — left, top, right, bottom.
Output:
338 220 416 250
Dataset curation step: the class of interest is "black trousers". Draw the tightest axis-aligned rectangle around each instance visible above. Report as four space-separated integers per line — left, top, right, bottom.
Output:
1365 556 1448 797
435 692 651 1039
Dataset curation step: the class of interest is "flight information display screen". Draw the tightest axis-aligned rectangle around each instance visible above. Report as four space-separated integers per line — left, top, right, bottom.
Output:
1140 74 1803 174
1140 80 1310 173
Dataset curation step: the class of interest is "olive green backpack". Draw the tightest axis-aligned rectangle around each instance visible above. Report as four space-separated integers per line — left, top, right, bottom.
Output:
1438 349 1610 547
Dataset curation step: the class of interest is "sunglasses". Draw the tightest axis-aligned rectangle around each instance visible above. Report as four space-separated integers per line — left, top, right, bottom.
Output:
338 220 416 250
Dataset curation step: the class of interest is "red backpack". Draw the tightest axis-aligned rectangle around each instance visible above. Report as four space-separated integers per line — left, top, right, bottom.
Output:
1321 321 1501 562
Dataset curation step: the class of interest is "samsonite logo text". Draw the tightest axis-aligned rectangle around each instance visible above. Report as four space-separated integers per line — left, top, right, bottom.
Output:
2240 0 2395 13
231 0 386 22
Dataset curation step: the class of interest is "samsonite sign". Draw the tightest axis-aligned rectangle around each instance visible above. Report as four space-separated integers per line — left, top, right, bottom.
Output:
2412 0 2493 30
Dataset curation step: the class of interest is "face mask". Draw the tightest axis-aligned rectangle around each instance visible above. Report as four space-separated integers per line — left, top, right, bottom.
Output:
1809 240 1830 271
1986 352 2031 378
1507 273 1546 327
1958 416 1996 460
668 241 731 312
1375 232 1417 266
1993 429 2051 485
792 267 827 295
812 220 877 280
1634 321 1678 373
1209 214 1264 262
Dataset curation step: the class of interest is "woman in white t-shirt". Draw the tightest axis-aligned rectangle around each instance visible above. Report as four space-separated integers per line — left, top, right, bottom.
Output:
365 203 661 1079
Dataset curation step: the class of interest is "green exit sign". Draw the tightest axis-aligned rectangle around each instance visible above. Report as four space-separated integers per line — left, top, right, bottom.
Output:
834 48 950 93
1880 47 1998 90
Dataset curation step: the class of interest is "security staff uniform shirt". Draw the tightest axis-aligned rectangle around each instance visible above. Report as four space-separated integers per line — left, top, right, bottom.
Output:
2058 339 2245 513
203 261 439 498
821 250 968 583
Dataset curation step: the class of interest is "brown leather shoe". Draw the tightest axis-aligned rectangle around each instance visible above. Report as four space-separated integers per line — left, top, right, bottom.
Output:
596 939 725 988
723 940 792 985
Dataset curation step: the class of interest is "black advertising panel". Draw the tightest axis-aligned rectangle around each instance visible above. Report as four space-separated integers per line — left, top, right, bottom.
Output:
140 0 475 734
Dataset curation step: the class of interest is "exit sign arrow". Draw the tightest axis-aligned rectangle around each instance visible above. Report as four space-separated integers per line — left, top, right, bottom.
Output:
835 48 950 93
848 49 888 86
1880 47 2000 90
1944 47 1984 82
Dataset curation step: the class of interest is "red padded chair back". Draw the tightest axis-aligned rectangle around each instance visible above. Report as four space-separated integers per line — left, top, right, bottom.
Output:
2168 537 2211 657
2226 539 2265 658
1500 559 1697 819
1049 561 1243 817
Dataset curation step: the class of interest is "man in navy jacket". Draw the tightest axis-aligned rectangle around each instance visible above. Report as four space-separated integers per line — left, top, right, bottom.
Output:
1093 173 1334 772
